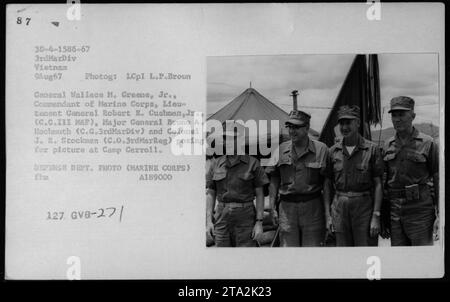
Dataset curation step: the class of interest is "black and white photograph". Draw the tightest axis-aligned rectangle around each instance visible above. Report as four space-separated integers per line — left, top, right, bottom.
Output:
206 53 440 248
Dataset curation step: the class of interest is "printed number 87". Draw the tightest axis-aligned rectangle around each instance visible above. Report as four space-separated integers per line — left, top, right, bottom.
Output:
17 17 31 25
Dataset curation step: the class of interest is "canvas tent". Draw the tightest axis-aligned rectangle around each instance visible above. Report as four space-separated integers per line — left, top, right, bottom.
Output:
207 87 319 157
209 87 289 128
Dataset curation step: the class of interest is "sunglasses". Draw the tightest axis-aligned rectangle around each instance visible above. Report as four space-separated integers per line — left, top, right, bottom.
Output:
286 124 306 129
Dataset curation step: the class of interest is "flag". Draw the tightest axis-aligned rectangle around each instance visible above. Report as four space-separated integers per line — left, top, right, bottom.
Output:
319 54 381 147
367 54 381 125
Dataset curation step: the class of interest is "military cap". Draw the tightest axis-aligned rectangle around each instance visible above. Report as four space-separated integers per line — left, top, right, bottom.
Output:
388 96 415 113
337 105 360 121
285 110 311 126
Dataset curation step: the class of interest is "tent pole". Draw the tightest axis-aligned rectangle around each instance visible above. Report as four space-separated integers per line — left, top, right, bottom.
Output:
291 90 299 111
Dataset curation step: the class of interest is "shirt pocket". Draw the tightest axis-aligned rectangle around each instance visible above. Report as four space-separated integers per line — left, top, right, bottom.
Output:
383 152 397 176
406 151 426 163
278 156 294 185
212 170 227 193
332 158 343 185
355 164 371 186
333 159 343 171
238 172 255 182
279 163 295 185
212 170 227 181
383 152 396 162
237 172 255 197
405 151 428 178
305 161 322 185
333 159 344 179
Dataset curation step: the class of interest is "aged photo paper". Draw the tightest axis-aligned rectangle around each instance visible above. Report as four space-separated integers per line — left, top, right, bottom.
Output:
5 3 445 279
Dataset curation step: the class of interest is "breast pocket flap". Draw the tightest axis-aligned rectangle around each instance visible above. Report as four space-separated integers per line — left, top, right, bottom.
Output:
212 171 227 181
305 162 321 169
238 172 255 181
407 152 426 163
356 164 368 171
383 153 396 161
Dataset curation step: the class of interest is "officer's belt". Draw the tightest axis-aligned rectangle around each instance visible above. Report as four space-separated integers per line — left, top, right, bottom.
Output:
336 190 371 197
219 201 254 208
388 183 428 198
280 191 322 203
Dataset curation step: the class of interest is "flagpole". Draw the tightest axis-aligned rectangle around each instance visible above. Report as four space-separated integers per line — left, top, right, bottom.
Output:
377 106 385 147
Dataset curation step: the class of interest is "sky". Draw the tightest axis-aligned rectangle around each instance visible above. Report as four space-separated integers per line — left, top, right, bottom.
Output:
206 54 440 132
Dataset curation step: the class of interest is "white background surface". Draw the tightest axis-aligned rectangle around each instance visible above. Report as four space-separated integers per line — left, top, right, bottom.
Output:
5 3 445 279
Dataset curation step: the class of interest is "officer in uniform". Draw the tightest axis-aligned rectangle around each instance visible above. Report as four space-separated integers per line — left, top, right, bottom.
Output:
206 128 269 247
327 105 384 246
267 110 332 247
383 96 439 246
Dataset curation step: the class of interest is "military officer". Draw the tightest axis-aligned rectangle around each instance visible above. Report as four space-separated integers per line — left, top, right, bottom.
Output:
327 105 384 246
206 128 269 247
383 96 439 246
267 110 332 247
